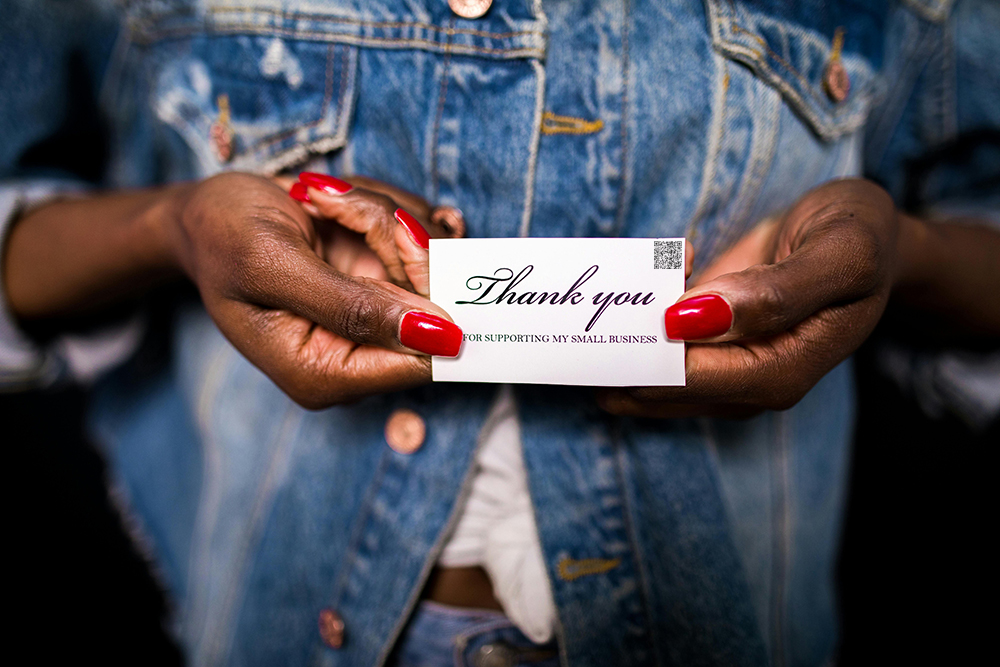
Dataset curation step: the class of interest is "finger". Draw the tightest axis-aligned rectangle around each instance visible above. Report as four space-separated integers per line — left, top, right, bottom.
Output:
595 389 762 419
395 209 432 297
212 299 432 408
429 205 467 239
280 177 323 219
340 174 433 223
326 225 391 281
297 172 413 288
685 240 694 281
303 172 465 240
224 226 462 357
665 200 893 342
611 294 882 411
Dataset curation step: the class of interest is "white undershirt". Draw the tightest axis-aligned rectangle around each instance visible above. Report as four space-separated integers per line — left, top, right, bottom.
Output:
437 386 556 643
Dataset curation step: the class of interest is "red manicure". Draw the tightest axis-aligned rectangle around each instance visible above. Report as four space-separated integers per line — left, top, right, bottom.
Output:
395 208 430 250
400 311 462 356
664 294 733 340
299 172 353 195
289 182 311 203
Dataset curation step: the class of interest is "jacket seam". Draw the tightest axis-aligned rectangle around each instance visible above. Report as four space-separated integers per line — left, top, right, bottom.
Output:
185 340 236 659
612 427 663 667
769 410 790 667
374 390 514 667
686 53 728 247
716 73 781 258
519 59 546 238
865 19 937 170
205 7 540 40
133 26 545 59
130 7 542 41
611 0 632 235
430 20 455 203
327 447 393 621
207 406 304 665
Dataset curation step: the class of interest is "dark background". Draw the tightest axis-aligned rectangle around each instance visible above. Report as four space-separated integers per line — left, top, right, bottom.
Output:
5 331 994 664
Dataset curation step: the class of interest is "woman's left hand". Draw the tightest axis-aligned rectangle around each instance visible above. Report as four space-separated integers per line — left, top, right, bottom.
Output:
598 178 901 419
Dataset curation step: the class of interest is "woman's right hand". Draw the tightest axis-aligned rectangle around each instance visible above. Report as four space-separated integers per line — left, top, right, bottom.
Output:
165 171 463 408
4 171 463 409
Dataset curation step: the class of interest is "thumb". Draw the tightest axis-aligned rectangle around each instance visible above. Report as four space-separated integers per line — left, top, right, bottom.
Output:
664 224 886 342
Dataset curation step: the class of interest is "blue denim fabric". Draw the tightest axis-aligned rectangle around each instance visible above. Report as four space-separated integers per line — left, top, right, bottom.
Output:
3 1 997 666
390 601 559 667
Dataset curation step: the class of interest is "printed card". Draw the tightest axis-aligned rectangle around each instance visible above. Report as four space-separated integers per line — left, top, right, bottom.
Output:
430 238 686 386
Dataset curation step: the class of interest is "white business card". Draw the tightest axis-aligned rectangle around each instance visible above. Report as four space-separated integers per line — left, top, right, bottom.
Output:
430 238 686 386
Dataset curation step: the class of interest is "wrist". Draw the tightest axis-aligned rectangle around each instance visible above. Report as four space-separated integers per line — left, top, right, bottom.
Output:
134 181 196 276
893 211 935 294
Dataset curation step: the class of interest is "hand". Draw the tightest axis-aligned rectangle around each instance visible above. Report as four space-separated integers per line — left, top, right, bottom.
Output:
167 171 463 408
598 178 901 419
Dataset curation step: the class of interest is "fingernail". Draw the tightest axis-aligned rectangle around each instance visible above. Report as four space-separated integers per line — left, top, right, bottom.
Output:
395 208 430 250
400 311 462 356
299 172 353 195
289 182 311 203
664 294 733 340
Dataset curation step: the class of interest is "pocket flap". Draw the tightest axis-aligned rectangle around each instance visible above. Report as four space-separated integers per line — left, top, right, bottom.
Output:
150 35 357 175
706 0 881 141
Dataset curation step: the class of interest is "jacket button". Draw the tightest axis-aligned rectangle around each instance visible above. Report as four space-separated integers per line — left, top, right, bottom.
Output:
823 60 850 103
449 0 492 19
318 608 345 649
385 409 426 454
473 642 518 667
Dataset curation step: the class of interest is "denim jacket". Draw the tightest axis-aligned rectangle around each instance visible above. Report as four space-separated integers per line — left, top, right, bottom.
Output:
2 1 997 666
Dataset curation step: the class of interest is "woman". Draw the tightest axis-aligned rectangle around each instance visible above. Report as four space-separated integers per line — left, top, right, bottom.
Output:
2 1 997 665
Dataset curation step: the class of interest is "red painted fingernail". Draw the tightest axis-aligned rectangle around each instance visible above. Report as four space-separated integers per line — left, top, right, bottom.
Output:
395 208 430 250
299 172 353 195
289 182 311 203
400 311 462 356
664 294 733 340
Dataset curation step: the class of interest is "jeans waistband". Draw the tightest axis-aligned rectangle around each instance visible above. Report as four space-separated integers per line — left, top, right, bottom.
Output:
390 601 559 667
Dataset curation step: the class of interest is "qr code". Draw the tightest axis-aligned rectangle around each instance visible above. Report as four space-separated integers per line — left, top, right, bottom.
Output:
653 240 683 270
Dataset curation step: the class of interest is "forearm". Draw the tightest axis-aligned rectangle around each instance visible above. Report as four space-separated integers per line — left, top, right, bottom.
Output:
894 213 1000 336
2 184 189 321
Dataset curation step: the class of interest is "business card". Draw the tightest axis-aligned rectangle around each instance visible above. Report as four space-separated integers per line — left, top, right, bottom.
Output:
430 238 686 386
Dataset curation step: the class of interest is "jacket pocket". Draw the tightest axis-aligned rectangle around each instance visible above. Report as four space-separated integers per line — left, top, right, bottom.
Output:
705 0 881 142
146 35 357 176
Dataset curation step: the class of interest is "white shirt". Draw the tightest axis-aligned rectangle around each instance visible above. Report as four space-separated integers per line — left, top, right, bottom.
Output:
437 385 557 643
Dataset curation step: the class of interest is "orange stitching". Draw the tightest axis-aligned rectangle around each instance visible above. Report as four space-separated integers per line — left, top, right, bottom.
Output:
206 6 538 40
830 26 844 62
540 111 604 135
131 24 544 58
557 556 621 582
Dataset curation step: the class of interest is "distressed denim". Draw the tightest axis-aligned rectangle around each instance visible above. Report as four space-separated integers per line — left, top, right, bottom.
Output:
3 0 997 666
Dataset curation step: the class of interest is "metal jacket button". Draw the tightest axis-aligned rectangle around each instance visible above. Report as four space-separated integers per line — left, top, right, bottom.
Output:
473 643 518 667
318 608 344 649
449 0 492 19
385 409 426 454
824 60 850 103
